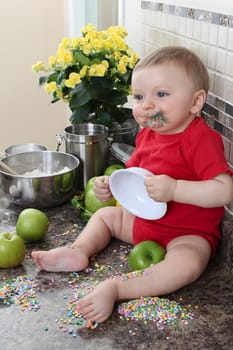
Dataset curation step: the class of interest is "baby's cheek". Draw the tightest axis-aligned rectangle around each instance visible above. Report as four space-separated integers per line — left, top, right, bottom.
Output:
132 113 145 127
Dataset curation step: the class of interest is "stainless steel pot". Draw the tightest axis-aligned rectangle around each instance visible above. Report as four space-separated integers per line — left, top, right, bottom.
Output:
57 123 109 189
5 143 47 156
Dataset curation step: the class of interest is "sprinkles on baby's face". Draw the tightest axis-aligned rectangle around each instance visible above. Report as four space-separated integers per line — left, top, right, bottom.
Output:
143 110 167 129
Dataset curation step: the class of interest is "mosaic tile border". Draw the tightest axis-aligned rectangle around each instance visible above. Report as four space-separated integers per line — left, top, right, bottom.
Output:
141 1 233 28
202 97 233 143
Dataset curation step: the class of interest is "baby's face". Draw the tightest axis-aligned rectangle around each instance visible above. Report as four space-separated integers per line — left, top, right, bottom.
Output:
132 63 200 134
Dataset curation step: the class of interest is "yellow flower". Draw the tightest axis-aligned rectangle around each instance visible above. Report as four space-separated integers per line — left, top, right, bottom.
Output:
117 61 127 74
80 65 88 78
71 37 80 48
44 82 57 94
102 60 109 69
32 61 45 72
81 23 96 35
58 38 71 50
65 72 81 88
88 63 107 77
82 43 92 55
56 88 64 99
57 49 73 65
48 56 57 66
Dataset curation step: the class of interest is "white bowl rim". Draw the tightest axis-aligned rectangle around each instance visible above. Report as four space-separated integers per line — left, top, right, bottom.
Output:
109 167 167 220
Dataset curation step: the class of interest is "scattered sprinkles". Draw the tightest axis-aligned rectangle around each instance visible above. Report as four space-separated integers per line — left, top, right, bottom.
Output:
118 296 194 330
0 275 40 311
0 241 197 339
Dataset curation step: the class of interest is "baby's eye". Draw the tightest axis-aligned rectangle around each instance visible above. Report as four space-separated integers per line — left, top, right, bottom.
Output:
133 94 143 101
157 91 168 98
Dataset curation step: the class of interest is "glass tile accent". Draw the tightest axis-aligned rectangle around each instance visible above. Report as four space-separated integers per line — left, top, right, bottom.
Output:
141 1 231 28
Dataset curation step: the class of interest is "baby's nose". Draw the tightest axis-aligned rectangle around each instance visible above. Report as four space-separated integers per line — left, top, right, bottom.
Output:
143 97 155 110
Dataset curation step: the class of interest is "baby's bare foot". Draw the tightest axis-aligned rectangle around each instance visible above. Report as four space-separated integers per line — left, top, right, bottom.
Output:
75 279 118 323
31 246 89 272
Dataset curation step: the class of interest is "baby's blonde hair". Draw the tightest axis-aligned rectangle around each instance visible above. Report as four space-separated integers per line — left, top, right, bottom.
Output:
133 46 209 94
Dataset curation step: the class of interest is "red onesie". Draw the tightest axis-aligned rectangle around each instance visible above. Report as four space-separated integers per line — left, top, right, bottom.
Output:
126 117 232 256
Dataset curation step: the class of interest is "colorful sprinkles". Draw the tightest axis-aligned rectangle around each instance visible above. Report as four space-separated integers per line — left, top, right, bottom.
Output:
0 275 40 311
118 296 194 330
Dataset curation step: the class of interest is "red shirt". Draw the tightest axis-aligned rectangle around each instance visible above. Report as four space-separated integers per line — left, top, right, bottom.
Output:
126 117 232 255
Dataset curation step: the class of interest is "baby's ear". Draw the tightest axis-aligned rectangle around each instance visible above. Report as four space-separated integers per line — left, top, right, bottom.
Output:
191 89 206 114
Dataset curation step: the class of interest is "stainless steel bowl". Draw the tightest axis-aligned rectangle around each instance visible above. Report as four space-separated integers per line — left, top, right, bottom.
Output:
5 143 47 156
0 151 79 208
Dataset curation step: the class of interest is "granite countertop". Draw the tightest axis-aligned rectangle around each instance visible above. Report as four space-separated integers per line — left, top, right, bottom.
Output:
0 203 232 350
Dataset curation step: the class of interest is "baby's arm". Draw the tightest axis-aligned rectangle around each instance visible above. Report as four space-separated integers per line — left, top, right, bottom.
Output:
145 173 233 207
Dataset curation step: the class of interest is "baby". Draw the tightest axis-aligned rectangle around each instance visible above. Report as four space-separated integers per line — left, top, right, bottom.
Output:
32 46 233 324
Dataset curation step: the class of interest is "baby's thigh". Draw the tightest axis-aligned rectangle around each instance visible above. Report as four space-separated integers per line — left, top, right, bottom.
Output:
102 207 134 244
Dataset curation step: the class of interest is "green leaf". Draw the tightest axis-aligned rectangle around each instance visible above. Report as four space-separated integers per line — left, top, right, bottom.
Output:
64 65 79 78
119 70 132 84
51 96 60 104
39 76 47 86
89 78 114 99
74 51 91 65
96 111 112 126
57 71 65 84
109 90 128 105
69 104 91 124
110 107 133 124
69 81 92 108
71 194 93 223
47 72 58 83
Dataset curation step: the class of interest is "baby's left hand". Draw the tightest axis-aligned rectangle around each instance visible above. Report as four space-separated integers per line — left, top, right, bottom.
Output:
144 174 177 202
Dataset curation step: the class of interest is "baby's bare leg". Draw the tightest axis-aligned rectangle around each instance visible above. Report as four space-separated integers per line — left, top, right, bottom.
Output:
76 235 211 323
31 207 134 272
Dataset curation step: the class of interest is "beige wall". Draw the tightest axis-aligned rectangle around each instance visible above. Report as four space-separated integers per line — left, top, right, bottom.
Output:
0 0 68 152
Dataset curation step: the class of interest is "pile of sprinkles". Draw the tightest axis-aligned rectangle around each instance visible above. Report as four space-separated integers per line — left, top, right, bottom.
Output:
0 275 40 311
118 296 194 330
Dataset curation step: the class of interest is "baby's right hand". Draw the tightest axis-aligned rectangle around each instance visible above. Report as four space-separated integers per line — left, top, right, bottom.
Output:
93 176 113 202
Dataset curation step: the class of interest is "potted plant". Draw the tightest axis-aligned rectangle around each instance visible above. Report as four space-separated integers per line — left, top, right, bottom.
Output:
32 23 139 128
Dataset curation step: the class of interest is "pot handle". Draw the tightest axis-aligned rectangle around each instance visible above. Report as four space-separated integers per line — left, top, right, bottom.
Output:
107 136 114 147
55 133 64 152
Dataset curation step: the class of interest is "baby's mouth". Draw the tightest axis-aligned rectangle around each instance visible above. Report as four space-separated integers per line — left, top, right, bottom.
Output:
143 111 167 128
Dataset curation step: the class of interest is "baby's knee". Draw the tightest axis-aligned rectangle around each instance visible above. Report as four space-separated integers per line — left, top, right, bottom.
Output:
184 258 206 283
96 206 120 218
178 248 209 284
95 206 122 227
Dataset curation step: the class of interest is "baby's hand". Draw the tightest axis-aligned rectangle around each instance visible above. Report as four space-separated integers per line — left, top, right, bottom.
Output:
144 174 177 202
93 176 113 202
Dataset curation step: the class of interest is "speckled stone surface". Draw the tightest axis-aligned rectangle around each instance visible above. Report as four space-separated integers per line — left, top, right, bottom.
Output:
0 203 232 350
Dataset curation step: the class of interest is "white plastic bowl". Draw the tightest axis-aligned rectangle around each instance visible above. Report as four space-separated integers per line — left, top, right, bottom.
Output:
109 167 167 220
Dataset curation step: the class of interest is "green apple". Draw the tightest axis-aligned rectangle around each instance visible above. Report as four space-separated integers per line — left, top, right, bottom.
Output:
104 164 125 176
84 176 97 195
54 172 74 194
84 187 116 213
61 171 74 190
0 232 26 268
16 208 49 242
128 240 165 271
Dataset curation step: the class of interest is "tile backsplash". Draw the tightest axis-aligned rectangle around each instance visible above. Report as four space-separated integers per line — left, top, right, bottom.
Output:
141 1 233 213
